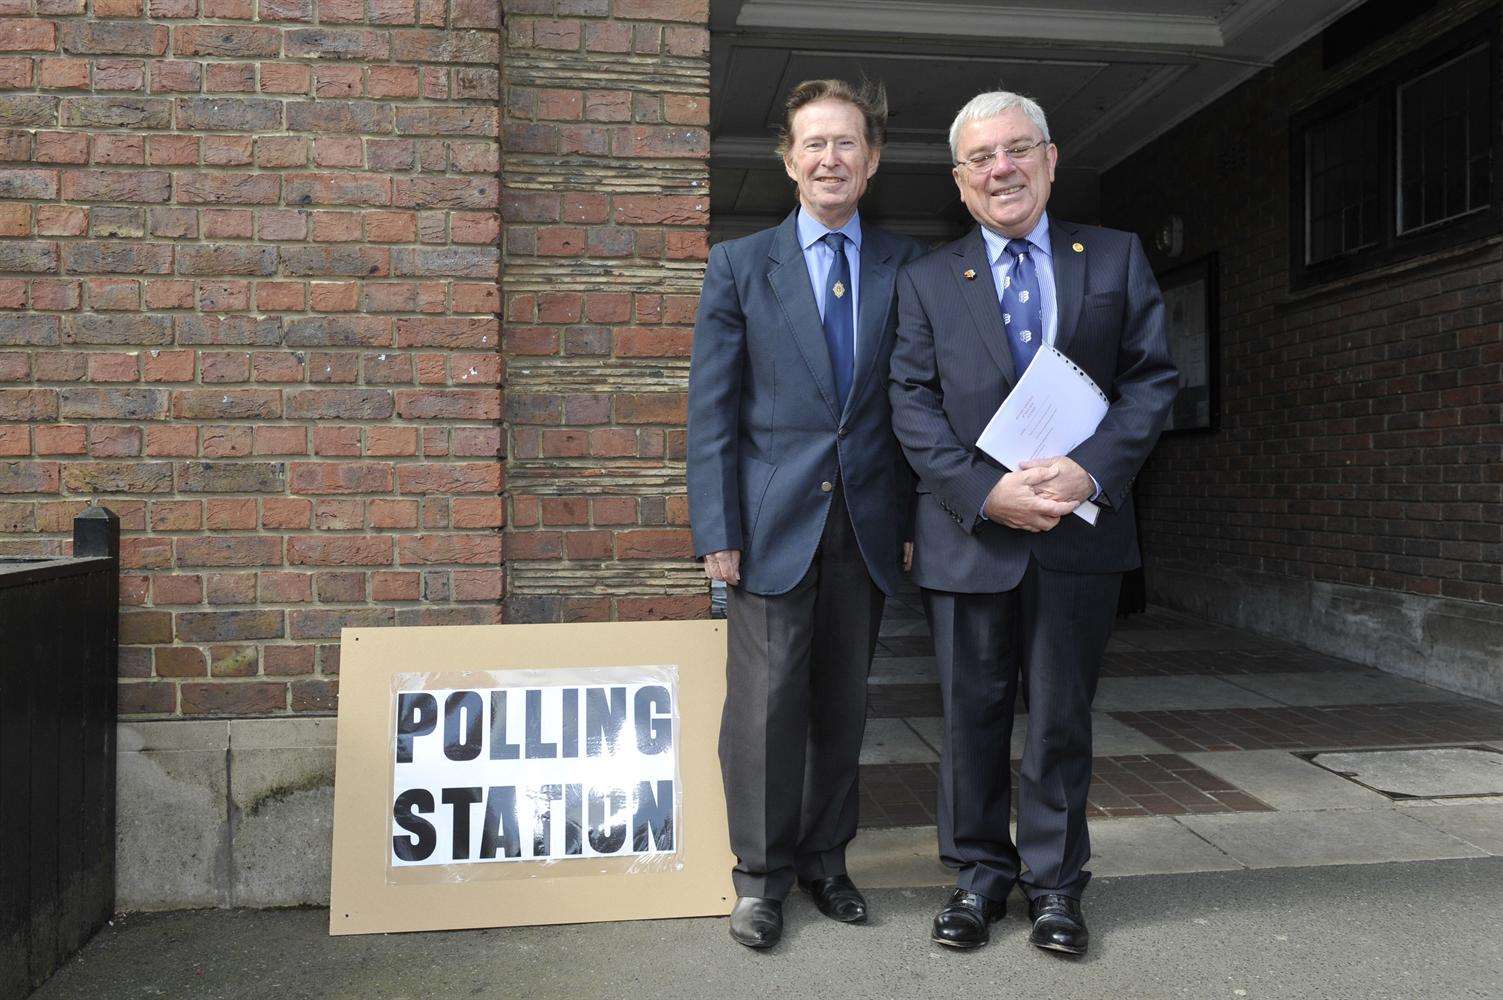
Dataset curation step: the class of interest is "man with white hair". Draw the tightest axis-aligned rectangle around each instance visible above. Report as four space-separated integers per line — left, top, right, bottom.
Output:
889 91 1176 955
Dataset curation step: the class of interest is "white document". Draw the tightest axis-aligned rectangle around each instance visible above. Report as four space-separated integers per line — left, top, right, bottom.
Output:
976 345 1108 525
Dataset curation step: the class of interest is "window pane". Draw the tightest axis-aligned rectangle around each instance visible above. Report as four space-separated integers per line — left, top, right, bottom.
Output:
1305 99 1383 263
1398 43 1493 232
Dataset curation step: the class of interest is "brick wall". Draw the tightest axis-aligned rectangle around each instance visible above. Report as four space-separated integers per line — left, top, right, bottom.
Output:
1102 1 1502 609
500 0 710 622
0 0 503 715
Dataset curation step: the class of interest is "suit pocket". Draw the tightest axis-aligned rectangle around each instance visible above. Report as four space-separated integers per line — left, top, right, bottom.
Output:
738 455 777 544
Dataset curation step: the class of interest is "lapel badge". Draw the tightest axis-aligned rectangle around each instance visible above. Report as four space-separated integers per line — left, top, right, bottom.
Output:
1072 242 1084 253
962 268 976 280
832 281 846 298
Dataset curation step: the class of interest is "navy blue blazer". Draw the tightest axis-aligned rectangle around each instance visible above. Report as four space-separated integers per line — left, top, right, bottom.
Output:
888 220 1178 594
687 210 926 597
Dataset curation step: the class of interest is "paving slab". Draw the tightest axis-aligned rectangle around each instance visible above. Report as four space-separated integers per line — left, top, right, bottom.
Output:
847 825 951 888
1222 671 1466 707
1177 808 1487 869
878 618 931 638
1109 628 1288 653
903 713 1169 759
867 656 937 685
1086 816 1242 876
1310 747 1503 798
1181 749 1391 812
36 860 1503 1000
1092 675 1283 712
1394 802 1503 855
859 719 938 765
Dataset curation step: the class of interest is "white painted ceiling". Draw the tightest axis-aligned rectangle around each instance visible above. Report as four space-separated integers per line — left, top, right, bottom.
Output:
710 0 1366 238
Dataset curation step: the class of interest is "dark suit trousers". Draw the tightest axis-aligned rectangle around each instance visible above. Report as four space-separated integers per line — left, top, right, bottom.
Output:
925 558 1121 903
720 487 884 899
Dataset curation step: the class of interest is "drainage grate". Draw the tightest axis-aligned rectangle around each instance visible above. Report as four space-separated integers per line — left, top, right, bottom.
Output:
1300 745 1503 801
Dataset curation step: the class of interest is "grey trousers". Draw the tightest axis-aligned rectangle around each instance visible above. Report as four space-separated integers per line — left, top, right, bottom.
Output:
720 488 884 899
925 559 1121 903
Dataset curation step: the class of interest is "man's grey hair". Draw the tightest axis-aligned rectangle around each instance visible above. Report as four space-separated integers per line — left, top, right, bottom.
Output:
948 91 1051 162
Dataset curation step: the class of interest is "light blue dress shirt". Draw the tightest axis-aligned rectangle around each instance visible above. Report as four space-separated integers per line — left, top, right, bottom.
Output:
978 212 1102 508
796 208 863 349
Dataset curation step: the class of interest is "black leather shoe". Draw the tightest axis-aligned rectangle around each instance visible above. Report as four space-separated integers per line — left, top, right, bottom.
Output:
931 888 1005 949
1028 893 1088 955
729 896 783 949
799 873 868 923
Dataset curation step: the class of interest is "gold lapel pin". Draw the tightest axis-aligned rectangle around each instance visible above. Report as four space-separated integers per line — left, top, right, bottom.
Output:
832 281 846 298
963 268 976 280
1072 242 1084 253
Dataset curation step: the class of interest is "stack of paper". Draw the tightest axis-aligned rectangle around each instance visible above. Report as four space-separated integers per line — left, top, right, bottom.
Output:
976 345 1108 525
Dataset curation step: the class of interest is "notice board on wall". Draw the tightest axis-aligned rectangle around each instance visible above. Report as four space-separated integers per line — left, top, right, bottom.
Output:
329 620 734 935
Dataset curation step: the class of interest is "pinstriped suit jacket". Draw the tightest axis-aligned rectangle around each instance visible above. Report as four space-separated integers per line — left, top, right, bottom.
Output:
888 220 1178 594
687 210 925 597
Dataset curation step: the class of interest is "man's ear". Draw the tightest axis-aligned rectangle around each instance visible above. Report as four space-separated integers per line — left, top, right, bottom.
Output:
865 146 881 179
783 154 798 184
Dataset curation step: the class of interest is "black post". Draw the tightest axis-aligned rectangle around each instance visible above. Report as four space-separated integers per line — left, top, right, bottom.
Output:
74 508 118 950
73 505 119 563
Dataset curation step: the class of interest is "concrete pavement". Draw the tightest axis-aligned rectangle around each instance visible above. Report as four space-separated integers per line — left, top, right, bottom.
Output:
35 858 1503 1000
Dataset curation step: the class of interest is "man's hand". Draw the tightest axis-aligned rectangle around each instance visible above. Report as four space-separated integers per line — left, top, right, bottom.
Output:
902 541 914 572
982 467 1078 532
1020 456 1095 505
702 549 741 586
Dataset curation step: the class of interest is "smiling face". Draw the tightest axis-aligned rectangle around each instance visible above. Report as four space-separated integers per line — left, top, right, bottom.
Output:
952 106 1057 238
783 98 880 229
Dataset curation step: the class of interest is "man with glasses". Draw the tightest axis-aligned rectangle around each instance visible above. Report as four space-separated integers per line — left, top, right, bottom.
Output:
687 79 923 949
889 91 1177 955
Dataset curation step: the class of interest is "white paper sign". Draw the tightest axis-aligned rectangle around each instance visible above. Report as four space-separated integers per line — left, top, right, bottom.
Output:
389 671 679 868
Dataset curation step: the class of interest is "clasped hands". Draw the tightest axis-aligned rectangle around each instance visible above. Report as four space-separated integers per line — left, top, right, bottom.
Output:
982 456 1093 533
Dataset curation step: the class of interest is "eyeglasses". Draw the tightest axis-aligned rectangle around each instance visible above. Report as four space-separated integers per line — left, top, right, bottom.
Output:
955 139 1048 174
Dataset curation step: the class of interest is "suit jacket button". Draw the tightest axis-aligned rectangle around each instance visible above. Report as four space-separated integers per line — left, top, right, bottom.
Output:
838 425 848 438
820 480 833 493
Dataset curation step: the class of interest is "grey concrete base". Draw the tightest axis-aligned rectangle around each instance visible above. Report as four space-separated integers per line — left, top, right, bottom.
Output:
1147 564 1503 704
117 717 335 912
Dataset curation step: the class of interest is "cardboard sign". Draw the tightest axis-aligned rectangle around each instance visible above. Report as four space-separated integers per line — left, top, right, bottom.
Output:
330 621 734 935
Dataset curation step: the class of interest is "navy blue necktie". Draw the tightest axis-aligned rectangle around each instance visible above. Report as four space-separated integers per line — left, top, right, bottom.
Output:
820 232 855 408
999 237 1043 376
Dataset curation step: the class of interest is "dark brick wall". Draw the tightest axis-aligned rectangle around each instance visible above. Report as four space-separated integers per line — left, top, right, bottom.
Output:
500 0 710 622
1101 1 1502 608
0 0 503 715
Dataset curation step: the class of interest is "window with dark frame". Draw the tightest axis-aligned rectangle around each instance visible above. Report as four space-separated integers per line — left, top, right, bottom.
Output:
1305 97 1382 265
1397 43 1492 234
1290 13 1500 289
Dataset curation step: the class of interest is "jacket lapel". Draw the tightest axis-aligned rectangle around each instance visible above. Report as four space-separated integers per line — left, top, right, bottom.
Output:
1049 218 1084 356
954 227 1017 387
845 224 895 418
767 210 839 420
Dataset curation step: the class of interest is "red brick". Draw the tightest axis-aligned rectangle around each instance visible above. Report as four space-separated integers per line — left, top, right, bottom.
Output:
181 681 286 715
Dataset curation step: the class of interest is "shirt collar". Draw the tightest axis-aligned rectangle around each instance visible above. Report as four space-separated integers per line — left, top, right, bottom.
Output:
797 207 863 253
982 212 1051 266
